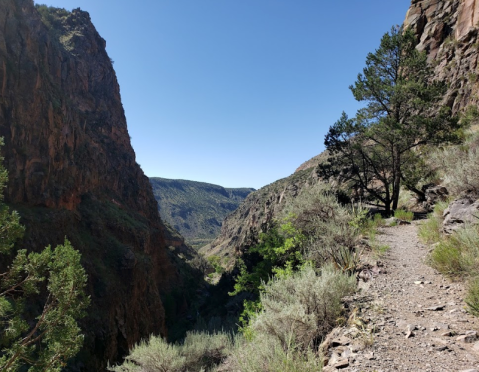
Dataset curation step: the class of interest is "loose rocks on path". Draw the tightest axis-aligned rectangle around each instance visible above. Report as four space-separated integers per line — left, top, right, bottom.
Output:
323 222 479 372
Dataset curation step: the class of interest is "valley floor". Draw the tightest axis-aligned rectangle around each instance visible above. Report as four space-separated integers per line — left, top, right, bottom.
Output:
326 223 479 372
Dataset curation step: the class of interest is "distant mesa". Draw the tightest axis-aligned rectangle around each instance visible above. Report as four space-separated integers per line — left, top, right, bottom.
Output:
150 177 254 249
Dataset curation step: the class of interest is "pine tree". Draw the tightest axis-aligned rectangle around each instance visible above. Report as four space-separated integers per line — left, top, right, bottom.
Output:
323 26 460 214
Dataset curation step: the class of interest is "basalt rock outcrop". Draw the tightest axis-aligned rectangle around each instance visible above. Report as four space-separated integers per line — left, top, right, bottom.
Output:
0 1 197 370
405 0 479 112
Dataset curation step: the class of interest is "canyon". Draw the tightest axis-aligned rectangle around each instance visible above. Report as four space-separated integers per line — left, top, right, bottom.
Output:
1 0 479 370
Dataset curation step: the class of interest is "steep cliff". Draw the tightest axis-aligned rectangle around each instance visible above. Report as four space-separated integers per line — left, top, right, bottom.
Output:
150 177 254 248
405 0 479 112
0 1 196 370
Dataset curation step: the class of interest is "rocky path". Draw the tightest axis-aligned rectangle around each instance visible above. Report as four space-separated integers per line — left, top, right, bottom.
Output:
324 222 479 372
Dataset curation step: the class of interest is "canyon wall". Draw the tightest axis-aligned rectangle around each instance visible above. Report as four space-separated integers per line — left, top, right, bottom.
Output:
405 0 479 112
0 1 196 369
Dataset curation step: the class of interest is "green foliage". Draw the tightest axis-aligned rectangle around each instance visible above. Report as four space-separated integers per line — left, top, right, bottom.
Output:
108 331 235 372
238 299 262 339
0 137 89 371
0 240 89 372
394 209 414 222
427 223 479 316
281 184 358 268
466 277 479 317
372 213 385 227
372 243 390 259
348 203 370 231
418 201 448 244
322 26 460 214
230 333 322 372
229 220 305 297
207 255 225 274
431 131 479 198
350 207 384 238
35 4 70 30
331 246 362 274
0 139 24 255
247 265 356 351
115 186 357 371
230 184 360 300
429 225 479 278
418 216 442 244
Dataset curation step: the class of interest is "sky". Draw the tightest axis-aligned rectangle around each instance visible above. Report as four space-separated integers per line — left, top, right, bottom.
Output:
34 0 411 189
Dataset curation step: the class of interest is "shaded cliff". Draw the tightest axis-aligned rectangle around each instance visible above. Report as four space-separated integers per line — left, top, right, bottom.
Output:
0 1 198 370
150 177 254 249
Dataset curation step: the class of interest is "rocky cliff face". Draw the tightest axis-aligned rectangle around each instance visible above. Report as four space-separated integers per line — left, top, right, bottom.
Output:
405 0 479 112
0 1 196 370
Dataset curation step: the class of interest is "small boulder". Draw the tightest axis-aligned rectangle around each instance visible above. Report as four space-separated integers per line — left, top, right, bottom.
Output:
331 336 351 347
443 198 479 234
332 358 349 369
456 331 477 343
423 185 449 211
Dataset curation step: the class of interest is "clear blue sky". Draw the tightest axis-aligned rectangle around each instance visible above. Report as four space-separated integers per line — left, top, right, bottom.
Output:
34 0 411 189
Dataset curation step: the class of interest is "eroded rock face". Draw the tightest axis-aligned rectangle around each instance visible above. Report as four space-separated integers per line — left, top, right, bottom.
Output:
0 1 194 369
405 0 479 112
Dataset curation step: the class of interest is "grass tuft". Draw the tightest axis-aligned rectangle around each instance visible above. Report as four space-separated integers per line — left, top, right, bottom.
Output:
394 209 414 221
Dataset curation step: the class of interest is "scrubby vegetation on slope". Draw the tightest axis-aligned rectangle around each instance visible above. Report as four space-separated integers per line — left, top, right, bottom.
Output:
150 178 254 249
419 118 479 316
111 180 374 371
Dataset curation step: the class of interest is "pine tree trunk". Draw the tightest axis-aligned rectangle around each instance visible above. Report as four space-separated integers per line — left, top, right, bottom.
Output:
392 150 401 211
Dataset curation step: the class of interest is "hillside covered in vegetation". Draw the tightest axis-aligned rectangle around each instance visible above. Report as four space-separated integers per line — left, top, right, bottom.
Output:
150 178 254 248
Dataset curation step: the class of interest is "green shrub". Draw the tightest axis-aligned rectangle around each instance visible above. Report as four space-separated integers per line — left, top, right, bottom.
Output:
466 277 479 317
418 215 442 244
431 132 479 197
248 265 356 351
397 189 415 210
371 243 390 259
229 218 306 296
394 209 414 221
208 255 225 274
429 240 463 276
108 331 234 372
230 334 322 372
281 184 358 268
372 213 385 227
418 201 449 244
429 225 479 277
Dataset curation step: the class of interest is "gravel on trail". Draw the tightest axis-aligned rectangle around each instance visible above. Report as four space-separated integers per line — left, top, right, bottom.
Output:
324 222 479 372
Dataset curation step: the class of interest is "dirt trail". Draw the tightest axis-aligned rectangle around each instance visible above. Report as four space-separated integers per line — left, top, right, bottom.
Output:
328 222 479 372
